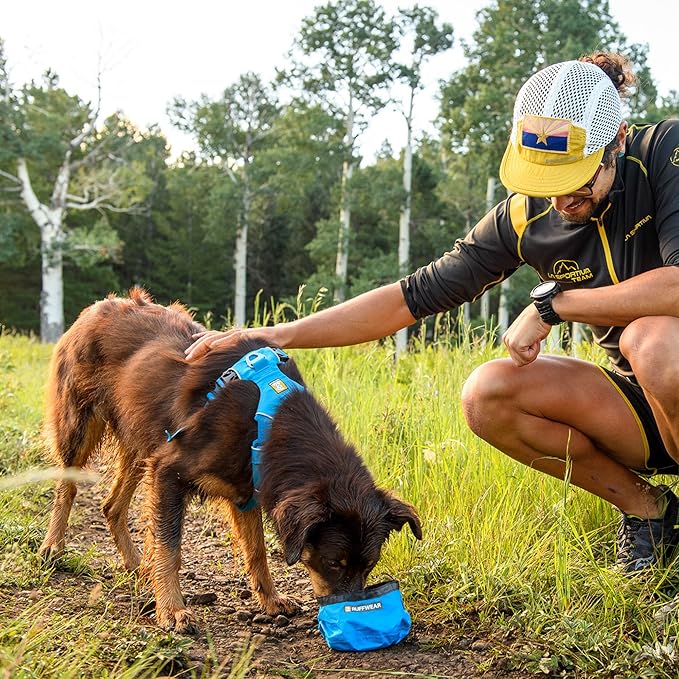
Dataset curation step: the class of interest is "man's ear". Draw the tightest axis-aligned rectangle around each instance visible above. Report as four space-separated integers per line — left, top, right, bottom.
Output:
379 490 423 540
617 121 628 151
270 486 329 565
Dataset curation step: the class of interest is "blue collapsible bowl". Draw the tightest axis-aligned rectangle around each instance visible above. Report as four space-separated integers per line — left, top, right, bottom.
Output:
317 580 411 652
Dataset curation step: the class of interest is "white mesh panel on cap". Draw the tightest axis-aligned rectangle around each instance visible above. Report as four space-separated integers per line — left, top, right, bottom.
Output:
511 60 622 156
582 77 622 153
511 62 569 126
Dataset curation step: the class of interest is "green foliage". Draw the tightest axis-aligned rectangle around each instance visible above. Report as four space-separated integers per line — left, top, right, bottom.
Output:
170 73 280 166
647 90 679 121
63 217 122 268
18 74 91 175
0 6 673 334
395 5 454 92
285 0 399 116
0 206 38 266
0 262 41 333
0 39 23 165
62 262 120 328
164 97 346 320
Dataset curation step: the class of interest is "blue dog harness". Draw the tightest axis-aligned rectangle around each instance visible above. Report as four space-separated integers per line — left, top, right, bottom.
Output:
164 347 303 511
202 347 304 511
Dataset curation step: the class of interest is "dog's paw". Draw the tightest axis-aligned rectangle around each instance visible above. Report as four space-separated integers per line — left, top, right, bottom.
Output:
157 607 199 635
121 548 142 572
37 541 64 563
259 592 301 616
136 559 155 584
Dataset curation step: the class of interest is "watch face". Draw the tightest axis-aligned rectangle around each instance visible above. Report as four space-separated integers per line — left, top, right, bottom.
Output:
532 280 558 298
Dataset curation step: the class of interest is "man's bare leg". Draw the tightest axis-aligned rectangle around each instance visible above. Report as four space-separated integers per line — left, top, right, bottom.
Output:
461 355 664 518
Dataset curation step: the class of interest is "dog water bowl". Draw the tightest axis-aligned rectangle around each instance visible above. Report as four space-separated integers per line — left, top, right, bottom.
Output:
317 580 411 651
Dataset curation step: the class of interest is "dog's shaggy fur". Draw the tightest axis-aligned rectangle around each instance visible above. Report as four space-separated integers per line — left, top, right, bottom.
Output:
39 288 422 632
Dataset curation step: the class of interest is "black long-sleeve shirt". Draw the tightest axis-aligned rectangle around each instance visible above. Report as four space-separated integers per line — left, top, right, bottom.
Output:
401 120 679 377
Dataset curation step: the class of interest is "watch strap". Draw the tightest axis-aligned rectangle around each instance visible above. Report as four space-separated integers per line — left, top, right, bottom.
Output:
533 297 563 325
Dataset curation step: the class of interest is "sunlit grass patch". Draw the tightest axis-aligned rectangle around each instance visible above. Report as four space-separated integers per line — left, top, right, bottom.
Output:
3 328 679 676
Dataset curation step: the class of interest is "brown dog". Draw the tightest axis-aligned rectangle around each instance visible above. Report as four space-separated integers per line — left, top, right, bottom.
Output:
39 288 422 632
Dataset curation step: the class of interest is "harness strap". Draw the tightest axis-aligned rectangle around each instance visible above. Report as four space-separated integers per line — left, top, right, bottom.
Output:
209 347 304 512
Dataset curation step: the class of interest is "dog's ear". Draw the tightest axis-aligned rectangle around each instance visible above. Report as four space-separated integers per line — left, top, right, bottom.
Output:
270 486 328 565
380 490 423 540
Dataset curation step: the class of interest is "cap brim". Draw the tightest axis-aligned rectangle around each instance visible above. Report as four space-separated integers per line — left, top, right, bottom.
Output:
499 143 604 197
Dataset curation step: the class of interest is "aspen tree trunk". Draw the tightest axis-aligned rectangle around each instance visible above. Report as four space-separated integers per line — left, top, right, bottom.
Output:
17 158 66 343
498 186 512 335
498 280 510 334
335 94 354 303
462 215 472 326
479 177 495 323
234 165 250 326
395 90 414 357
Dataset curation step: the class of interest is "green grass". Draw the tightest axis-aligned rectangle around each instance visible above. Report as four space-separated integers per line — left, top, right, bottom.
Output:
2 325 679 677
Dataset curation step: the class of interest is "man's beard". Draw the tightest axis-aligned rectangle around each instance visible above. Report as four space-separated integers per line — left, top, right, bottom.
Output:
556 196 602 224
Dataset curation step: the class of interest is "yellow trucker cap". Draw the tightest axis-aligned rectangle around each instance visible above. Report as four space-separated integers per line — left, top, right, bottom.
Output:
500 60 623 197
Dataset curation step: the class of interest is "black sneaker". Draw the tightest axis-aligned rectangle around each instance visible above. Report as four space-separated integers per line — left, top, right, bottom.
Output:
616 485 679 573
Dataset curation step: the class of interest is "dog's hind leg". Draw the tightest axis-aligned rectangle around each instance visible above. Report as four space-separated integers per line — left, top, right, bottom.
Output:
39 411 106 561
102 458 144 571
222 502 299 616
142 455 197 634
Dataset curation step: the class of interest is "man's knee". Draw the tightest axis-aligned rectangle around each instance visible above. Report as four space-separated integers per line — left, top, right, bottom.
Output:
620 317 679 387
461 359 517 436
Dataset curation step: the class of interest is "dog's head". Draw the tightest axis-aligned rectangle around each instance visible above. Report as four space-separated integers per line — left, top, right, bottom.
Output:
270 481 422 596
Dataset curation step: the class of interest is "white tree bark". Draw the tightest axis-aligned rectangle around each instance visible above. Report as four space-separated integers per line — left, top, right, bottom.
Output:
479 176 496 324
498 187 512 335
234 166 250 326
6 74 128 342
17 158 66 343
462 214 472 326
334 92 354 303
498 279 510 334
396 89 414 357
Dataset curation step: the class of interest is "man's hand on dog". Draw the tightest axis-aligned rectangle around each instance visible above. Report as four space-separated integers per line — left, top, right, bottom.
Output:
185 328 272 361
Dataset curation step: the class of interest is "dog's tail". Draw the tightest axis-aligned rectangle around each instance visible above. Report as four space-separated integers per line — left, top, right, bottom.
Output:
43 332 108 470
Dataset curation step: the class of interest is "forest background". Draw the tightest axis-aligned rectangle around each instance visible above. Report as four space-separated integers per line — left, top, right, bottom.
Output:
1 0 678 342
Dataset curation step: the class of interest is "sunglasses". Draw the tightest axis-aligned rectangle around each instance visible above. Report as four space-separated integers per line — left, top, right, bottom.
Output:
567 163 604 198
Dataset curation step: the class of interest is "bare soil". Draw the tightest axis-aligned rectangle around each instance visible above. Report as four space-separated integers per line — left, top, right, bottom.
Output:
26 480 536 679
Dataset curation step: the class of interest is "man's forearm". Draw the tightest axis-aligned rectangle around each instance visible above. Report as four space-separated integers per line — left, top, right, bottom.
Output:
553 266 679 326
271 282 417 348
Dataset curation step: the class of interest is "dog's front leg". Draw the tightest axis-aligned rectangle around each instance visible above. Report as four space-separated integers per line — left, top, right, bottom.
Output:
143 459 197 634
223 502 299 615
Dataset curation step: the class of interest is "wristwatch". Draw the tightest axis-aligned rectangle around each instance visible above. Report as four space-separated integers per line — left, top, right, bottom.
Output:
530 280 563 325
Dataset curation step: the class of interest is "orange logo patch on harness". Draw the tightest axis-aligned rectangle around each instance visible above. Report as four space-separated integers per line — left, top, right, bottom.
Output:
268 378 289 394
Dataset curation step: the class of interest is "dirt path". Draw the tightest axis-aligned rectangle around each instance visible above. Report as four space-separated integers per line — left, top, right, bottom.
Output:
37 479 533 679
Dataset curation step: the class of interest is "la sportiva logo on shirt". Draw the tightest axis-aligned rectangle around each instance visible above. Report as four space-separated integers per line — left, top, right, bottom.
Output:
551 259 593 283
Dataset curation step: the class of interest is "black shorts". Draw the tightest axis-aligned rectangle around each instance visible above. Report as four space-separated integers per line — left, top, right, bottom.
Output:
600 367 679 475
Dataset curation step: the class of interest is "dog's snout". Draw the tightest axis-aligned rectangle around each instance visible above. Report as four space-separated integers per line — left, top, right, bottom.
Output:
332 572 367 595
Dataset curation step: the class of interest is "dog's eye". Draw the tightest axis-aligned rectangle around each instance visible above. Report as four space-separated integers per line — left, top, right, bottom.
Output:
325 559 343 571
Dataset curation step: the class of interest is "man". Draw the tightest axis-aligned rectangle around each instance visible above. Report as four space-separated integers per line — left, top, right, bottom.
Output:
186 53 679 573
